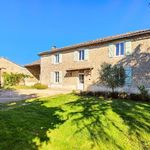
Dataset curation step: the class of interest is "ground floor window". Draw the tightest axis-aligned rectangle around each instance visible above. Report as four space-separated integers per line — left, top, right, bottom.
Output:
55 72 59 83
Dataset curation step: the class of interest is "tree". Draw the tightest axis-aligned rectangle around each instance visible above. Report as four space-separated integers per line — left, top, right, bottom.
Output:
99 63 126 93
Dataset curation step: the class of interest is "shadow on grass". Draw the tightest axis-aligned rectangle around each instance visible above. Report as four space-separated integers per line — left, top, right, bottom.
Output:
65 96 122 149
0 99 65 150
111 100 150 148
66 95 150 149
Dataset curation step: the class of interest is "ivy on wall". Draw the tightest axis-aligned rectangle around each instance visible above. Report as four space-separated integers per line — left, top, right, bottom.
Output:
3 72 30 86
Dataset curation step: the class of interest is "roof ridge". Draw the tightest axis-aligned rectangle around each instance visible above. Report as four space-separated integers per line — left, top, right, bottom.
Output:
0 57 25 69
39 29 150 56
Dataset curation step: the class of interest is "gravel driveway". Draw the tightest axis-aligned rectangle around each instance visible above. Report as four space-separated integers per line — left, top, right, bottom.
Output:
0 89 71 103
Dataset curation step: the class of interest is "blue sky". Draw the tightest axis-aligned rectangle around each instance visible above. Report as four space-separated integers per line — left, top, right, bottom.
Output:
0 0 149 65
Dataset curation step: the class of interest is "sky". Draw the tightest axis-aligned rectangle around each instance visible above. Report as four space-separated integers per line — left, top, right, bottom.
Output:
0 0 149 65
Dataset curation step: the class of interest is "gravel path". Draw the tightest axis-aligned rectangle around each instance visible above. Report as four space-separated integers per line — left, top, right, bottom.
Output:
0 89 71 103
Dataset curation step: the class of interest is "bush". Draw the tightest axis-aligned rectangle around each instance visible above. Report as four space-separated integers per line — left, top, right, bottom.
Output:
33 83 48 89
130 93 150 102
79 91 149 102
118 92 129 99
137 85 149 101
3 72 30 87
130 94 141 101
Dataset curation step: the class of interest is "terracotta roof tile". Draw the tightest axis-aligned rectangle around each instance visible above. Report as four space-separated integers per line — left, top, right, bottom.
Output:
25 60 40 67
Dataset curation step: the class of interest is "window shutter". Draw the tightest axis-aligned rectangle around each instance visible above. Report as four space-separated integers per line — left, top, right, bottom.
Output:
125 67 132 85
51 72 54 83
108 44 115 58
51 55 55 64
59 53 62 63
125 41 132 55
74 51 79 61
84 49 89 60
59 71 62 83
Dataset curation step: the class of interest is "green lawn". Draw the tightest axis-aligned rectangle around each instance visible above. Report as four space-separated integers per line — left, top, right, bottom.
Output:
0 94 150 150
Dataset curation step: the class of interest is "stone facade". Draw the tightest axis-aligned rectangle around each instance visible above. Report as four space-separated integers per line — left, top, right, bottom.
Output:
0 57 38 86
39 32 150 93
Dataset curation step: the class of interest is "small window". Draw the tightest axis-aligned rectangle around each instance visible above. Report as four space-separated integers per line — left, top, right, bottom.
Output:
79 50 85 60
115 43 124 56
55 53 60 63
55 72 59 83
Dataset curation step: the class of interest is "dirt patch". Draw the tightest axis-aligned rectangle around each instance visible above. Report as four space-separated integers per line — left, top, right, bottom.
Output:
0 89 71 103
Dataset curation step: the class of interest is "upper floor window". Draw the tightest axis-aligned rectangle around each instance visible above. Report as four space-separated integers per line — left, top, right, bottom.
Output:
109 41 132 58
74 49 89 61
55 53 60 63
79 50 85 60
116 43 124 56
52 53 62 64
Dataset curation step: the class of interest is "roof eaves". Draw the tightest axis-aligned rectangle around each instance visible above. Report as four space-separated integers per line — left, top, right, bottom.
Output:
24 60 40 67
38 29 150 56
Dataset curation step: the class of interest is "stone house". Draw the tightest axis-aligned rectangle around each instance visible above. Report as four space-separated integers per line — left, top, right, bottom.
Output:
36 29 150 93
0 57 38 86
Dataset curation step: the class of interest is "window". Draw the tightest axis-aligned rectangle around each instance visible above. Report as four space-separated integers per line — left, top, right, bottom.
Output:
116 43 124 56
74 49 89 61
79 50 85 60
55 72 59 83
55 53 59 63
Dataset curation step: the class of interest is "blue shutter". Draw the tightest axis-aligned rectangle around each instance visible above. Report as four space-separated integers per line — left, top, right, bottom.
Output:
116 43 119 56
125 67 132 85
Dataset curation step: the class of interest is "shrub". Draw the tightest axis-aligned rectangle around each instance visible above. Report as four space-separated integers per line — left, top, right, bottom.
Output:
79 91 150 102
137 85 149 101
118 92 129 99
3 72 30 87
33 83 48 89
130 94 141 101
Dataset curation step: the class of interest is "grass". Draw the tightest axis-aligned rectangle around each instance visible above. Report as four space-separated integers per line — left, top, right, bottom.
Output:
0 94 150 150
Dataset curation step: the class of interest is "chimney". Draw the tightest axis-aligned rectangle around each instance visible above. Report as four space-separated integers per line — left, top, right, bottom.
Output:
51 46 57 50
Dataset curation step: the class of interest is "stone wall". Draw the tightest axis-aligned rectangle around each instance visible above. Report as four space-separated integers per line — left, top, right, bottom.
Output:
0 57 38 86
40 35 150 93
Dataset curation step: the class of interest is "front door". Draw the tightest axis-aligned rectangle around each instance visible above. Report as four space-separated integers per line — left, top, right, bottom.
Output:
78 73 84 90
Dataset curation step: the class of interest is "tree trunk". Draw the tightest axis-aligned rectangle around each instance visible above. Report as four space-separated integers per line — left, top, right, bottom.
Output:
112 87 114 93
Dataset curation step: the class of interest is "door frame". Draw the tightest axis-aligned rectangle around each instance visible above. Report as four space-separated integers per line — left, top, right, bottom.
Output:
77 73 84 90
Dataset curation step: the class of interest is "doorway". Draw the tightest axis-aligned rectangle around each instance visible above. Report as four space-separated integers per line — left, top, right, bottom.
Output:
78 73 84 90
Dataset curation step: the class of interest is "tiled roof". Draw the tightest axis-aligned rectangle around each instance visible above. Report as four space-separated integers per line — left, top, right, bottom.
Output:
25 60 40 67
39 29 150 56
66 67 93 72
